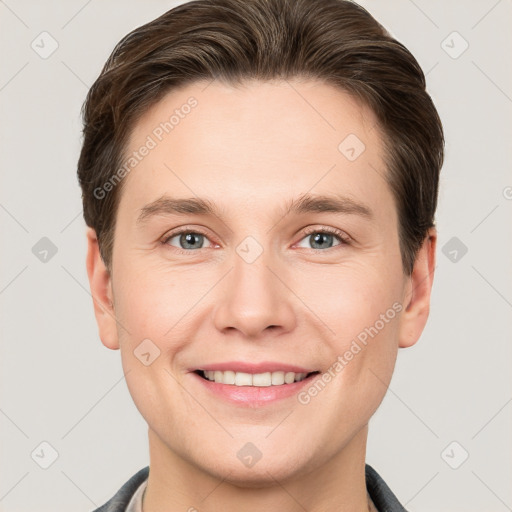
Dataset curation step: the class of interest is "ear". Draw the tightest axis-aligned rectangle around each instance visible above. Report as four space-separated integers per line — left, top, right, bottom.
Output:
398 227 437 348
85 227 119 350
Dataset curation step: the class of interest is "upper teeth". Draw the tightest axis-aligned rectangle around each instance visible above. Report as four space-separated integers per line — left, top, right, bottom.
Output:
202 370 309 386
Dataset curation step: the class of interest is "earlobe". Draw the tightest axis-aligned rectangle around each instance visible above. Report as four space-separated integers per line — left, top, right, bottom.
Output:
85 227 120 350
398 228 437 348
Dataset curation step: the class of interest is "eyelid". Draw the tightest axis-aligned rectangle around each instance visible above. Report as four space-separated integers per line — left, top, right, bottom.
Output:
161 225 352 253
161 226 216 249
299 225 352 245
162 225 211 240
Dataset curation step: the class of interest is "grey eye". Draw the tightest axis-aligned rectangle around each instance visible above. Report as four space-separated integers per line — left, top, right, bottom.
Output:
297 231 342 250
165 231 213 250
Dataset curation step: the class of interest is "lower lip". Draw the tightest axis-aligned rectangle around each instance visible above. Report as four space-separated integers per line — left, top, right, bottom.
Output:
191 372 318 406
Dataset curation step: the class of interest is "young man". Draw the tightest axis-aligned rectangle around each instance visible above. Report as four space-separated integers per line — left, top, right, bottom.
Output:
78 0 444 510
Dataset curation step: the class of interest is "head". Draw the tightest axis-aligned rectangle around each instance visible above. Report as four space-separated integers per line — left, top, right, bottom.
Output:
80 0 443 486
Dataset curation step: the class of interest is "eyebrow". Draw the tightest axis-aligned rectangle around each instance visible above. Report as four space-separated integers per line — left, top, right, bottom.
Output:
136 192 373 226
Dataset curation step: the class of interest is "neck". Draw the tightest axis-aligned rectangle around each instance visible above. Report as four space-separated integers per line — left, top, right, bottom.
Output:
142 425 372 512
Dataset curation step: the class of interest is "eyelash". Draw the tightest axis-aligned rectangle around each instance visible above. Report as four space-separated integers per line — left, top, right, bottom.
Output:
161 226 351 255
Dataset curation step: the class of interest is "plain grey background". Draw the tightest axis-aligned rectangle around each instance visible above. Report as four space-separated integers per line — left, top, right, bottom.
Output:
1 1 511 511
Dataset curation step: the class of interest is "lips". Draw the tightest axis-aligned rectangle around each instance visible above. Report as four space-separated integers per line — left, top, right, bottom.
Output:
190 361 319 390
190 367 320 406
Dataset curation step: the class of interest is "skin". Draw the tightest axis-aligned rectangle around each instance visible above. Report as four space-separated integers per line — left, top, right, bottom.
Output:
86 78 436 512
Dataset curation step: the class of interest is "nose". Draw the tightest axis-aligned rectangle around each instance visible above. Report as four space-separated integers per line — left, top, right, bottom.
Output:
212 249 296 339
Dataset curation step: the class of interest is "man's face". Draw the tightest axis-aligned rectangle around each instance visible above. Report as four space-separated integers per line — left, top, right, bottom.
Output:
87 79 434 484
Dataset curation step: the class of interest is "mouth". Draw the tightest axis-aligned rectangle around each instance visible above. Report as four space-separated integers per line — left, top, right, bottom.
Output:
194 369 320 387
189 361 322 406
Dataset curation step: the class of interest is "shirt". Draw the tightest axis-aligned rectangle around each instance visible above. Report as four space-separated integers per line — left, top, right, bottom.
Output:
92 463 408 512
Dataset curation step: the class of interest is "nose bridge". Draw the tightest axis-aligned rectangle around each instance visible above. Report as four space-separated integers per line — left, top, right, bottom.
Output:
212 234 295 337
234 241 275 299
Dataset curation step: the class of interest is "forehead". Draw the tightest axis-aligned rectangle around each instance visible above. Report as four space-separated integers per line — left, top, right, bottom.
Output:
127 77 381 157
119 78 391 222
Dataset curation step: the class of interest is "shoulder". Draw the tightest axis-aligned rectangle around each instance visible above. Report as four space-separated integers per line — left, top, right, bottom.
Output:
91 466 149 512
365 463 409 512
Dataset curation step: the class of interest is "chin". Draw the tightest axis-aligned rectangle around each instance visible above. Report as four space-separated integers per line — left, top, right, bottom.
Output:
195 447 320 488
213 461 305 488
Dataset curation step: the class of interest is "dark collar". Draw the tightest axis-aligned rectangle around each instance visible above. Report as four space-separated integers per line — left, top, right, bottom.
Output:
93 463 408 512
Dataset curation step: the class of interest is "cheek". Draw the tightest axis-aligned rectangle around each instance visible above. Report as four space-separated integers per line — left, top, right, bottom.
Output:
294 263 402 338
113 261 185 342
297 264 403 395
113 262 211 390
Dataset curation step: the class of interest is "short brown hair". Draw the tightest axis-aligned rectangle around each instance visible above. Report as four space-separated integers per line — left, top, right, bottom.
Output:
77 0 444 275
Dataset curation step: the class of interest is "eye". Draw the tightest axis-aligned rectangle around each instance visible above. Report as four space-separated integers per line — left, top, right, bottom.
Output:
162 228 215 252
161 226 351 254
296 227 351 250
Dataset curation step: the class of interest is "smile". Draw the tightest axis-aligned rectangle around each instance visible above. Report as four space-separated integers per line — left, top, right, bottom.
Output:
195 369 319 386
